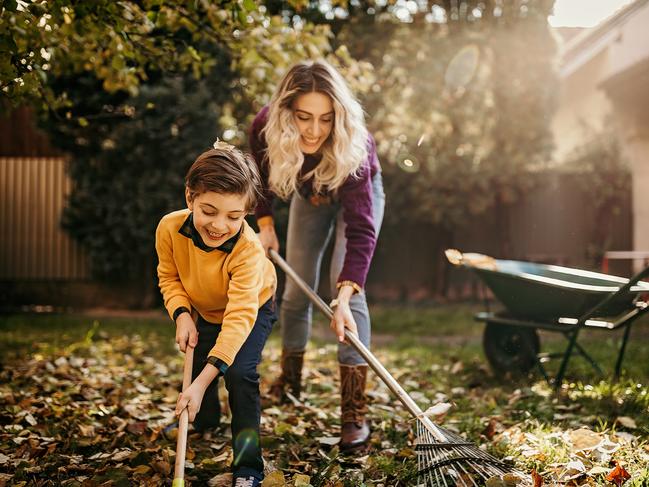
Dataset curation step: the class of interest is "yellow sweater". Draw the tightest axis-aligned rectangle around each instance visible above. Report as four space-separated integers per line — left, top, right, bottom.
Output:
156 209 276 365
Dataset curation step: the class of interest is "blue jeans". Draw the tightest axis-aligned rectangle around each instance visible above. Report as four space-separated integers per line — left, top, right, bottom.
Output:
280 173 385 365
192 298 276 480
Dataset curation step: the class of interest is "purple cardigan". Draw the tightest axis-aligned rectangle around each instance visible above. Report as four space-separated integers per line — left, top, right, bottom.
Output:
249 106 381 288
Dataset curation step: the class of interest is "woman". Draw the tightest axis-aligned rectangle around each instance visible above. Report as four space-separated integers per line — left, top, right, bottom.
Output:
249 59 384 451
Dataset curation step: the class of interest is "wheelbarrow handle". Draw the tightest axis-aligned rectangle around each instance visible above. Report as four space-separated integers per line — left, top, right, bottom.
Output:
268 249 446 442
173 345 194 487
580 265 649 323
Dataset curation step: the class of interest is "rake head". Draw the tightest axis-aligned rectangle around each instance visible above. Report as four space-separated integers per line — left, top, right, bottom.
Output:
416 421 531 487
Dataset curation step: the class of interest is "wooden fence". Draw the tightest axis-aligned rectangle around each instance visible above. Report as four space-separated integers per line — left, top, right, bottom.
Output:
0 157 90 280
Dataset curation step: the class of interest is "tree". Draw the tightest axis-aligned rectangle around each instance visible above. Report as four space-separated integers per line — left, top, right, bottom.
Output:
560 120 630 265
335 1 558 293
3 1 348 302
1 1 331 114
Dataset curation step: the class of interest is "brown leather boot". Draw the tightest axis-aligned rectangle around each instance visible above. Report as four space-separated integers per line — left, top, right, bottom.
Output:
267 349 304 404
340 364 370 451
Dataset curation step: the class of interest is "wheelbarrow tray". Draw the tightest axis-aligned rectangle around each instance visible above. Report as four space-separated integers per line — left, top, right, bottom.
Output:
447 250 649 387
471 260 649 320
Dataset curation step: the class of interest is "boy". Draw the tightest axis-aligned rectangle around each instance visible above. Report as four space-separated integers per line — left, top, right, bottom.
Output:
155 141 276 487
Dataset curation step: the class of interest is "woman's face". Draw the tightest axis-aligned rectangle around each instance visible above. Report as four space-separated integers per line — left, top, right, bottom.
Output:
292 91 334 154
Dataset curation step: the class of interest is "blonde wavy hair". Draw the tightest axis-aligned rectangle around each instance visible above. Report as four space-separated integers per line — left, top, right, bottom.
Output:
262 60 368 200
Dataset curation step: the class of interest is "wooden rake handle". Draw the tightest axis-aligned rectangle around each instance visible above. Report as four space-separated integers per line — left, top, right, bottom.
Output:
173 345 194 487
268 249 447 442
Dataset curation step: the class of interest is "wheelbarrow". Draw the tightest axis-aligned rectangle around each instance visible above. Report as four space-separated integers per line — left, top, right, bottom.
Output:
446 249 649 389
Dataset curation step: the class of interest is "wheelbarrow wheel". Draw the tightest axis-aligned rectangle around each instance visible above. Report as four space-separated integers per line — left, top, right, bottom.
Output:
483 323 540 375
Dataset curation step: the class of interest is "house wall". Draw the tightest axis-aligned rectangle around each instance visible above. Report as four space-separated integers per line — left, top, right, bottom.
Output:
552 50 611 161
608 1 649 77
552 1 649 270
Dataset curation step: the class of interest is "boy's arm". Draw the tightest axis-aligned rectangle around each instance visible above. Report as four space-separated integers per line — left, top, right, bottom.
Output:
155 220 192 320
207 242 266 365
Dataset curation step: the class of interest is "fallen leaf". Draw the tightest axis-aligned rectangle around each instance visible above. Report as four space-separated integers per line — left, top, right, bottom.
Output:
126 421 147 436
316 436 340 446
615 417 637 429
423 402 452 418
262 470 286 487
569 428 602 451
208 472 233 487
606 461 631 486
131 464 150 474
293 473 311 486
78 424 95 437
531 469 543 487
483 417 501 440
451 361 464 374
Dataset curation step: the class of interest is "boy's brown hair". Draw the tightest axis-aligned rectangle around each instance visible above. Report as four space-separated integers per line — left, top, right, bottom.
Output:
185 146 262 212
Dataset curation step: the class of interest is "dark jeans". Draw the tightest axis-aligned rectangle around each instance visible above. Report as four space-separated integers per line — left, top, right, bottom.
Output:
192 298 276 479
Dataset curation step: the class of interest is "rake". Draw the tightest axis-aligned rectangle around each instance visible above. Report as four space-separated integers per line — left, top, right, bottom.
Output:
269 249 530 487
173 345 194 487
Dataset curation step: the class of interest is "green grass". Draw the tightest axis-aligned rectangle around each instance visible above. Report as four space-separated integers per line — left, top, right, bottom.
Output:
2 304 647 381
1 304 648 485
0 312 176 361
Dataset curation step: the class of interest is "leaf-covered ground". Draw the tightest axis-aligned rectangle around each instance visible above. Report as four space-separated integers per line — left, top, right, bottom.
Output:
0 309 648 486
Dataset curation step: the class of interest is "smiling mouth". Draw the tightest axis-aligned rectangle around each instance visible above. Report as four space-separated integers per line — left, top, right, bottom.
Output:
207 230 227 240
302 136 320 145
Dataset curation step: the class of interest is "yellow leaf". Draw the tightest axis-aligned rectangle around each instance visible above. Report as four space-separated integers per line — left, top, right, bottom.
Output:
132 465 150 474
293 474 311 486
261 470 285 487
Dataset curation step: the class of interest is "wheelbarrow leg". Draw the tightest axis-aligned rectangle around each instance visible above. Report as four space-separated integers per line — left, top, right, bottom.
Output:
535 359 551 385
572 341 603 375
554 329 579 391
614 324 633 379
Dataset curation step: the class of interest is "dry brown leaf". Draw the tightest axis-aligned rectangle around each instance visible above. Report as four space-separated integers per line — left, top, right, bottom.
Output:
606 461 631 486
615 417 637 430
132 464 151 474
207 472 233 487
569 428 602 451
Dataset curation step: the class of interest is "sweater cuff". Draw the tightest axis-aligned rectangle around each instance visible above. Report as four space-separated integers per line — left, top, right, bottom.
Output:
336 280 363 294
173 306 190 322
206 356 229 377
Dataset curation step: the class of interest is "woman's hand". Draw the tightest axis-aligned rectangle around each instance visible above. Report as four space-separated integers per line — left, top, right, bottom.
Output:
175 381 206 422
330 285 358 343
258 224 280 256
176 313 198 353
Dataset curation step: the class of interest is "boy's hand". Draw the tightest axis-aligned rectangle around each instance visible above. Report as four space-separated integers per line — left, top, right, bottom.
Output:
175 382 206 422
176 313 198 352
258 225 280 256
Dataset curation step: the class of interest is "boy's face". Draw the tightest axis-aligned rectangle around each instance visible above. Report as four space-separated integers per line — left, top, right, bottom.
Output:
186 191 248 248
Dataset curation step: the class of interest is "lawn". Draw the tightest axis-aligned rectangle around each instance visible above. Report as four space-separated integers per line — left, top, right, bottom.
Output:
0 305 648 486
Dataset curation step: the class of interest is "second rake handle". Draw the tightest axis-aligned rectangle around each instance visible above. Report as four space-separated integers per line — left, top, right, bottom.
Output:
269 249 446 443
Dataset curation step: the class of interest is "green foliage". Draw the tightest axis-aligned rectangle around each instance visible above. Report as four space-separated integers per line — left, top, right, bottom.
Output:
1 0 331 114
339 2 559 231
45 67 231 280
4 1 341 282
266 1 560 283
